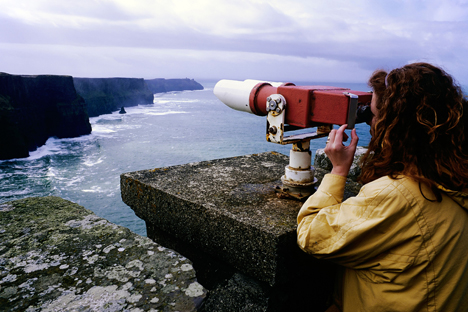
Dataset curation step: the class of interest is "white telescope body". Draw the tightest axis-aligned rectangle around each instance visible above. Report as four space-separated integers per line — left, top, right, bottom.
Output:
213 79 284 114
213 78 317 200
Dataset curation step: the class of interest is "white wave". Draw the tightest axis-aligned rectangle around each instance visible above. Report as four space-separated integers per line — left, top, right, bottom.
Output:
0 173 13 179
176 99 200 103
1 134 97 165
91 125 117 134
83 157 104 167
153 100 172 104
114 124 142 130
90 110 125 119
59 134 94 144
154 99 200 104
81 186 104 193
46 167 58 178
163 89 206 95
146 111 188 116
64 176 85 187
0 188 31 197
26 138 63 160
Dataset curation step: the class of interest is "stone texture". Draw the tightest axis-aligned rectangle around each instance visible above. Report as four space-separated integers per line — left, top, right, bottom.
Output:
314 146 368 182
121 152 309 287
0 196 206 311
121 151 363 311
198 273 269 312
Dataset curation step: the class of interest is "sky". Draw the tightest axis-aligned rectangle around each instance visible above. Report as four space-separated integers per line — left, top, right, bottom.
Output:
1 0 468 85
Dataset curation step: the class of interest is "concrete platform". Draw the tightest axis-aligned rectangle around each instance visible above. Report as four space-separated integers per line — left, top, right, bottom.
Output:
121 152 311 284
121 152 361 311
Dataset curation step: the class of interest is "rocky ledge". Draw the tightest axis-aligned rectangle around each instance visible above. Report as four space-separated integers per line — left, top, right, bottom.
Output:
0 197 206 311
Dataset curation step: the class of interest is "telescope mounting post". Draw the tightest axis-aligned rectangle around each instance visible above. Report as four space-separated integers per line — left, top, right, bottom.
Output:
266 94 332 200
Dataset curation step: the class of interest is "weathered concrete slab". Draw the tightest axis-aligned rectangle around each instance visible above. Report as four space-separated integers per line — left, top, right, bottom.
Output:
0 196 206 311
120 151 363 311
121 152 310 287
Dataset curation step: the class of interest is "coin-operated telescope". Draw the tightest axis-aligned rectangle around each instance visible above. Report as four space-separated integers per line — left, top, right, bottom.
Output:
214 79 372 200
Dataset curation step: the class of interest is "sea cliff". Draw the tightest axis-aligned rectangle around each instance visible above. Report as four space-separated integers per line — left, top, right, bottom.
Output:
73 78 154 117
0 73 92 160
145 78 204 93
0 74 204 160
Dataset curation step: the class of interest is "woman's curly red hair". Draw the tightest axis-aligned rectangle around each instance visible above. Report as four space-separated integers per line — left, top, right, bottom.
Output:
360 62 468 200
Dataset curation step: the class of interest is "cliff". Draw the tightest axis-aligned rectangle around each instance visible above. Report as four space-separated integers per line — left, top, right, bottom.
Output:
0 73 92 160
145 78 204 93
73 78 154 117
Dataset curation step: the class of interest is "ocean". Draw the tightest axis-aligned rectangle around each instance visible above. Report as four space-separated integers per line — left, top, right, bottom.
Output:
0 81 373 236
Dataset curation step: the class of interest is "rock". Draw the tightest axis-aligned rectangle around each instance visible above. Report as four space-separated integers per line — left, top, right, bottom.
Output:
313 147 367 199
0 197 206 311
314 146 368 182
119 107 127 114
0 72 92 160
73 78 154 117
199 273 269 312
145 78 204 93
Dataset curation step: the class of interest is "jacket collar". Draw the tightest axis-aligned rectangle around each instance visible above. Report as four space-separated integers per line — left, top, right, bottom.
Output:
437 185 468 210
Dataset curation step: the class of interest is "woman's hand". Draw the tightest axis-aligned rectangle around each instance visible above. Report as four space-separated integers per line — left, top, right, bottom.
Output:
325 124 359 177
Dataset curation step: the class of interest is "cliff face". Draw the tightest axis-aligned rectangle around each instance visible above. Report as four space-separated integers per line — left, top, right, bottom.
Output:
0 73 92 160
73 78 154 117
0 75 204 160
145 78 204 93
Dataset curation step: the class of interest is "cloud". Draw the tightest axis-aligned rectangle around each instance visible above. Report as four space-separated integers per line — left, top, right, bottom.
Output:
0 0 467 85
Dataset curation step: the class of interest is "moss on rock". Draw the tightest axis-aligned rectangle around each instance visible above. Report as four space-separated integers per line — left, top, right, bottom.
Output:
0 196 205 311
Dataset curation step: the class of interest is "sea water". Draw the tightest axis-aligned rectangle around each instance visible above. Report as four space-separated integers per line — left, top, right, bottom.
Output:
0 81 372 236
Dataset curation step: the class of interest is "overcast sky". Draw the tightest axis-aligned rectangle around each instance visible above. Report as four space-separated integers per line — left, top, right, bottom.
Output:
1 0 468 85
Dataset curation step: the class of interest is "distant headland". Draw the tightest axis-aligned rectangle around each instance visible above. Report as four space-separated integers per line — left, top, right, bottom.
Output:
0 73 204 160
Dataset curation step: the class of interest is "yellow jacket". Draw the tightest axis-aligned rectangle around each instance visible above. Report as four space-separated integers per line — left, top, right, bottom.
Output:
297 174 468 312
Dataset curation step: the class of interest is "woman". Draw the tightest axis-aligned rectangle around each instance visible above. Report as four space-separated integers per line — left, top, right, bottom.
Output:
297 63 468 311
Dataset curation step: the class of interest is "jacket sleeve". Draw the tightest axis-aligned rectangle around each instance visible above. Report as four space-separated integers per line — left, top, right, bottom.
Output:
297 174 415 269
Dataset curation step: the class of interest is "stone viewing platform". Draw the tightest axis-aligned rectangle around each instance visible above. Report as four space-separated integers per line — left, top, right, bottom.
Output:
0 197 206 311
0 149 364 311
121 151 363 311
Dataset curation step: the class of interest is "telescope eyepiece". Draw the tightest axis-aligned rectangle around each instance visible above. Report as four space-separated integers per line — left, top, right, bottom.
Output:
355 103 373 125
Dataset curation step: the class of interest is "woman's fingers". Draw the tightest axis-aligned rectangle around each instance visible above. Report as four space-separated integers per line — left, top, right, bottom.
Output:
325 125 359 177
326 124 348 147
333 124 347 145
350 128 359 148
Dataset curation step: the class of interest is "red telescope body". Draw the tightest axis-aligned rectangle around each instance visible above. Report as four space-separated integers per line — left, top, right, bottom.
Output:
214 79 372 129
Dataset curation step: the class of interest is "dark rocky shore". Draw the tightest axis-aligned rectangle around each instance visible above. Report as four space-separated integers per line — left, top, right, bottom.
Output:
0 73 204 160
73 77 154 117
0 73 92 160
